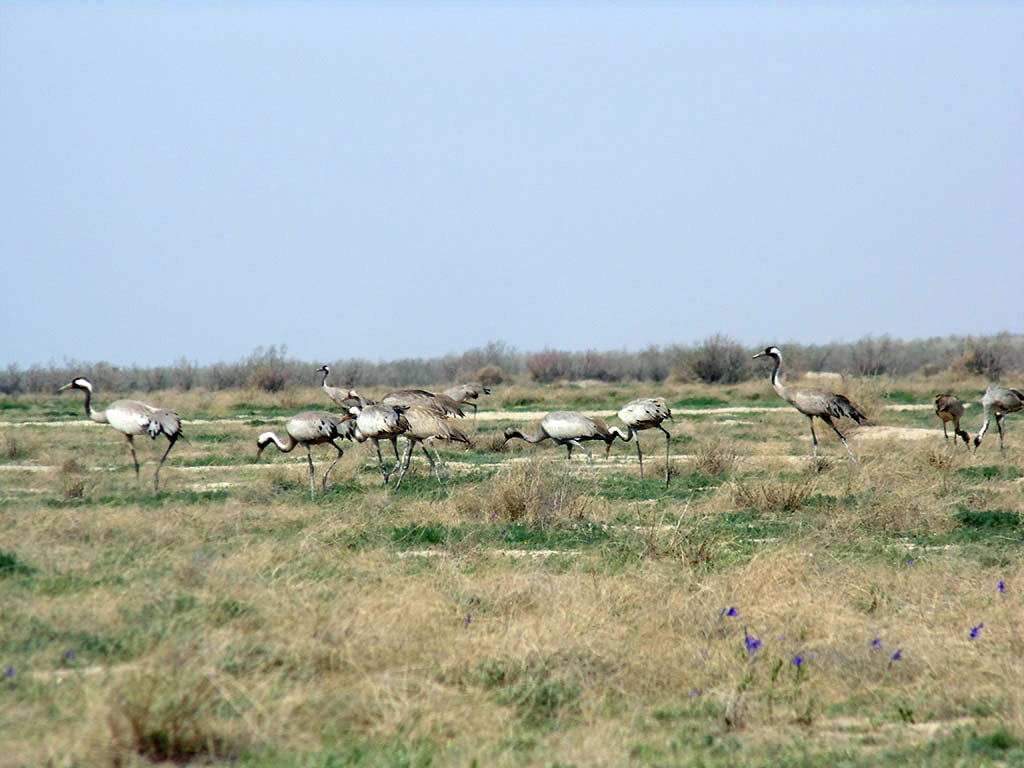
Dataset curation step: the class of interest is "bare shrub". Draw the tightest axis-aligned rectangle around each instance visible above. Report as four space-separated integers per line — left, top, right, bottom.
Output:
683 334 753 384
526 351 572 383
460 459 592 527
695 439 738 476
2 433 20 459
245 345 288 392
482 433 508 453
951 334 1018 380
734 478 813 513
476 365 505 387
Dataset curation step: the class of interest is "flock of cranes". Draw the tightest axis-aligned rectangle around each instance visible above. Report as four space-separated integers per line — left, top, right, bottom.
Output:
56 348 1024 497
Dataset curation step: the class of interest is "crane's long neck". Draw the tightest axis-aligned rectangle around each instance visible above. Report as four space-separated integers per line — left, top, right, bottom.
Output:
608 426 632 442
768 354 788 400
258 431 297 453
320 370 329 388
506 426 548 444
79 388 108 424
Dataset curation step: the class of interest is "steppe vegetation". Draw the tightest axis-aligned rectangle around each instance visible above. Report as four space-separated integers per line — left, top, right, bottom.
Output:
1 336 1023 766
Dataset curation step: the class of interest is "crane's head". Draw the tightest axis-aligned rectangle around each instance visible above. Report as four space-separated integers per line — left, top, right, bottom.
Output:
316 364 330 374
58 377 93 394
752 346 781 361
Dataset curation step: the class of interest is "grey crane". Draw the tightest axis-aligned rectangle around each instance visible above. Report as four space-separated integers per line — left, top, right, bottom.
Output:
392 405 471 490
58 376 185 492
934 394 970 447
753 346 868 462
443 382 491 420
345 402 410 483
316 365 363 410
503 411 630 489
616 397 673 489
382 389 465 419
973 386 1024 451
255 411 354 500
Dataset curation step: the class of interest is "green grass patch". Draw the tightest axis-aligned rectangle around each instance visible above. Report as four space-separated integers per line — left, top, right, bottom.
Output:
0 550 37 578
953 465 1024 482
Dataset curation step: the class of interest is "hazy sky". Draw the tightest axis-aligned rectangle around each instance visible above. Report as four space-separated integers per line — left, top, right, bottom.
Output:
2 2 1022 368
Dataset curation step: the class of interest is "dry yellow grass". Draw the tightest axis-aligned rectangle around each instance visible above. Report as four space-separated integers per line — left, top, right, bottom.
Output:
1 376 1022 766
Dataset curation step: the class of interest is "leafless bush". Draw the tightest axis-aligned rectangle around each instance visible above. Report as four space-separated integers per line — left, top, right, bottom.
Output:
245 345 289 392
475 365 505 387
695 439 738 476
683 334 754 384
526 351 573 383
462 459 592 527
952 334 1019 380
734 478 813 513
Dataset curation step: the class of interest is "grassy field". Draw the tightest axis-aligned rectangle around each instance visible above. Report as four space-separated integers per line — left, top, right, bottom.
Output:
1 374 1023 767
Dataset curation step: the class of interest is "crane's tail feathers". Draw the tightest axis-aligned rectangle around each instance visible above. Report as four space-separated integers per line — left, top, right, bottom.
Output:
831 395 869 425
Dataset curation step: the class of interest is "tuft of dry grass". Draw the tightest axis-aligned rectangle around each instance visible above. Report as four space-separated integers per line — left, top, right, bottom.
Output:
734 477 814 513
695 438 738 476
455 458 592 526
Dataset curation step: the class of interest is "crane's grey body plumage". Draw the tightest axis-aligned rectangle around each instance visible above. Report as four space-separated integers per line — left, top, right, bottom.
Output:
617 397 673 489
59 377 185 492
347 403 409 483
392 405 471 490
382 389 465 419
443 382 491 420
973 386 1024 451
753 347 867 463
255 410 351 499
934 394 970 447
503 410 629 489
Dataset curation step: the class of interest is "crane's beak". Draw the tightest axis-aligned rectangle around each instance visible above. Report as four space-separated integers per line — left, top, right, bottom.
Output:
752 352 765 360
58 382 72 392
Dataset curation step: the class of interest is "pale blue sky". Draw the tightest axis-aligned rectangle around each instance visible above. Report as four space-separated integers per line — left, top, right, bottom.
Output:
2 2 1021 367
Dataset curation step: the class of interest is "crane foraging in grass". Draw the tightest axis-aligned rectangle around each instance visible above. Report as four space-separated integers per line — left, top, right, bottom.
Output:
345 402 410 484
934 394 970 447
616 397 673 489
316 365 363 410
255 411 354 500
973 386 1024 451
392 405 471 491
503 411 630 490
58 377 185 492
753 346 868 463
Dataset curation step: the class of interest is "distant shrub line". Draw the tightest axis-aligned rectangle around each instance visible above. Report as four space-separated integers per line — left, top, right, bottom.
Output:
2 333 1021 395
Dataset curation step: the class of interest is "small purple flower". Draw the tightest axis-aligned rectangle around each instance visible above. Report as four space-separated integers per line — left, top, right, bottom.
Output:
4 666 13 678
998 580 1006 593
793 655 804 668
871 634 882 651
744 628 761 655
464 615 472 627
700 648 709 660
500 529 508 538
970 623 983 639
889 648 902 668
906 559 915 567
64 650 76 660
490 513 497 520
720 606 737 617
689 688 700 697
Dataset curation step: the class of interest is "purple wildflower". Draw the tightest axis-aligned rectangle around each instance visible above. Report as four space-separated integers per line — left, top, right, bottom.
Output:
888 648 902 669
64 650 75 660
719 606 737 617
464 615 472 627
3 666 13 678
906 559 915 567
970 623 983 639
793 655 804 668
744 628 761 655
998 581 1006 594
689 688 700 697
871 634 882 651
490 513 497 520
700 648 709 660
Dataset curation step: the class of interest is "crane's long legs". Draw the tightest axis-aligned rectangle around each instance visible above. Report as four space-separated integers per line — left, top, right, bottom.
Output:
153 435 178 493
372 439 390 484
635 431 645 490
659 425 672 488
580 443 598 491
321 440 344 490
942 422 950 441
394 439 415 490
808 418 818 460
822 415 858 463
125 435 141 490
997 415 1005 451
421 446 445 489
305 447 316 500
